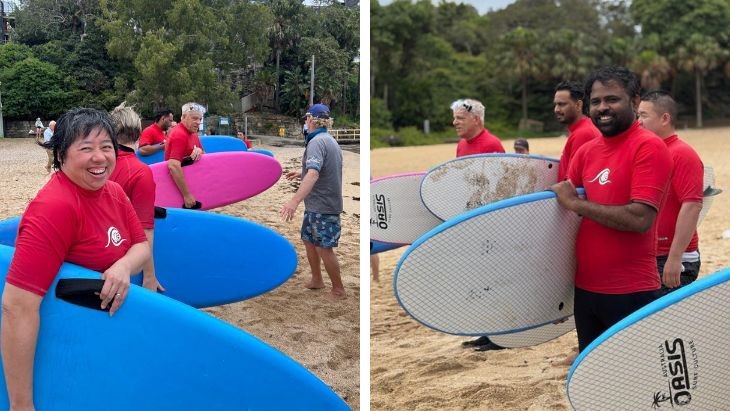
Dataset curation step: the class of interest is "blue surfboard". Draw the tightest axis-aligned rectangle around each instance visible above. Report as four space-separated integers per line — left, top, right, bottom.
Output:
0 209 297 308
371 240 405 255
567 267 730 410
136 135 249 165
0 245 349 410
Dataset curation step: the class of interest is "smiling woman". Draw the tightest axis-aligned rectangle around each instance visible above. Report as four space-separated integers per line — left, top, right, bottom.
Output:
1 108 151 410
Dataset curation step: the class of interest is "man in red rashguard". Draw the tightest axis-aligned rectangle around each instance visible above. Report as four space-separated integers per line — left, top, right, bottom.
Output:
638 90 704 293
551 66 672 352
553 81 601 181
165 102 204 209
138 109 174 157
451 98 505 157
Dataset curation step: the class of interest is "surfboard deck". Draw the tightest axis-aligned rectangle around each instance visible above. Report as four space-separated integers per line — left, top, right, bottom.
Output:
394 190 581 335
0 245 348 410
151 151 282 210
567 267 730 410
370 172 442 244
699 165 721 225
420 154 560 221
136 135 249 165
0 209 297 308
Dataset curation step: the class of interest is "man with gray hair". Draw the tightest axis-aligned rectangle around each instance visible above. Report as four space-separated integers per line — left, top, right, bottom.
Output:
280 103 345 300
451 98 505 157
165 102 204 209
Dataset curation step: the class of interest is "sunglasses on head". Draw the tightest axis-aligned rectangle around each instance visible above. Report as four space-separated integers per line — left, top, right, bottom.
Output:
462 103 473 112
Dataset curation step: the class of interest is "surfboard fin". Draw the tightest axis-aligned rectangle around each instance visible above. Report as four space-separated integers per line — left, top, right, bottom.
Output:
55 279 111 312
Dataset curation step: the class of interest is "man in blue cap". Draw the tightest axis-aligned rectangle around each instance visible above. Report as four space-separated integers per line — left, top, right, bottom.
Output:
280 104 346 300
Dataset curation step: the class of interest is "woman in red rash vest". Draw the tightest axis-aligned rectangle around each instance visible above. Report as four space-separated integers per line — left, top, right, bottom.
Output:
1 108 151 410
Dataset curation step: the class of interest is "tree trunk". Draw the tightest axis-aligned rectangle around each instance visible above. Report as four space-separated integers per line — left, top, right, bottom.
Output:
695 69 703 128
521 76 528 120
275 49 281 112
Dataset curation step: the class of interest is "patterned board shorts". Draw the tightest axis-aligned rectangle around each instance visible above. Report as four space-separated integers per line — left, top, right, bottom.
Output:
301 211 341 248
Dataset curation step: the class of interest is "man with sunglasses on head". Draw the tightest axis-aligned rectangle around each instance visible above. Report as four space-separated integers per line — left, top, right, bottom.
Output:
452 98 505 157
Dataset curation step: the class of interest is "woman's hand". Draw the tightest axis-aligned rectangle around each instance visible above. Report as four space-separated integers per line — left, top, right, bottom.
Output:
100 260 131 316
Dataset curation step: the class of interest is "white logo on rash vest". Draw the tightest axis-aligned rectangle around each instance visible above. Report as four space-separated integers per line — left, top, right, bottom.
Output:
588 168 611 185
105 226 126 248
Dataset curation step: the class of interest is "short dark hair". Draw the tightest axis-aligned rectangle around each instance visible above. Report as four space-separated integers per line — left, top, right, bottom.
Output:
585 66 641 102
154 109 174 123
555 81 585 102
43 108 117 170
641 90 677 127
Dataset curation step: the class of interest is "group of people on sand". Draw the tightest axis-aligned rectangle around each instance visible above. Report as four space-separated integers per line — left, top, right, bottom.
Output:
2 101 345 409
418 65 704 356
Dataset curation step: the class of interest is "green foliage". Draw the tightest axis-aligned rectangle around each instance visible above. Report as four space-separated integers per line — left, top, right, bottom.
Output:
373 0 730 140
0 57 70 119
370 98 392 129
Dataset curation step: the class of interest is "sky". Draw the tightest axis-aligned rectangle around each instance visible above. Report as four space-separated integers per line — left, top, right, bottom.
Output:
377 0 517 14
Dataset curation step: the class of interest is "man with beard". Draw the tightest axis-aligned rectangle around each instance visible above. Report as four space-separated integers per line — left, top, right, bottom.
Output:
638 90 704 293
138 109 174 156
452 98 505 157
550 66 672 352
553 81 601 181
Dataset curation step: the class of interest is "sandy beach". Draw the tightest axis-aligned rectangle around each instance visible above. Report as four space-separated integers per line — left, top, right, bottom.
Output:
0 138 360 409
370 127 730 410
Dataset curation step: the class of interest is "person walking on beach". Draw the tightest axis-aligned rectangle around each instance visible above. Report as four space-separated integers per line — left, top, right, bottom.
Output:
280 103 346 300
553 80 601 181
138 109 173 157
452 98 505 157
42 120 56 173
165 103 204 209
638 90 704 293
551 66 672 352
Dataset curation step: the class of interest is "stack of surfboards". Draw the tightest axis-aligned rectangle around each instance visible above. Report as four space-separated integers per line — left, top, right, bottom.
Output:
378 155 722 349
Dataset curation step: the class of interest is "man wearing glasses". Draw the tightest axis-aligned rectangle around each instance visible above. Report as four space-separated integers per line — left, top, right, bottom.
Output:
451 98 505 157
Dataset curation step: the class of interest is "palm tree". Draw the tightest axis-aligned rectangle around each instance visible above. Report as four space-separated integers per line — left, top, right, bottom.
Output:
496 26 542 121
674 34 728 127
631 49 671 90
266 0 304 112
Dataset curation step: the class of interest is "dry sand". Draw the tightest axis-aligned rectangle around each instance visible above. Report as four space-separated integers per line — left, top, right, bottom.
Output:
370 127 730 410
0 138 360 409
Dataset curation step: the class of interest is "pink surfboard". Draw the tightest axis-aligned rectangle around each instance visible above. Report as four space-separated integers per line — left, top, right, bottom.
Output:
151 152 282 210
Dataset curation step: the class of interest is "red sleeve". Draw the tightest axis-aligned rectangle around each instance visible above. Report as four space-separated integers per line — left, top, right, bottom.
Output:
166 134 188 162
671 147 704 204
128 167 156 229
124 197 148 244
567 144 586 187
139 127 154 147
6 197 78 296
245 140 252 149
631 138 671 210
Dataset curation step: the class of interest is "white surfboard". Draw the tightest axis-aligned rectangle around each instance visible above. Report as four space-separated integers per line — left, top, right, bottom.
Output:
420 154 559 221
370 173 442 244
699 165 721 225
490 316 576 348
394 190 581 336
567 267 730 410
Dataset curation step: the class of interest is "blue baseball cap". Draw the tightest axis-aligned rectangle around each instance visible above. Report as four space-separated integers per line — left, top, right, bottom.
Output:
304 104 330 119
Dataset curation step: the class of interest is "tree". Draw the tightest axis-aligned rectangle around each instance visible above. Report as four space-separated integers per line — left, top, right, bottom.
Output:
674 34 728 127
496 26 542 121
0 57 69 119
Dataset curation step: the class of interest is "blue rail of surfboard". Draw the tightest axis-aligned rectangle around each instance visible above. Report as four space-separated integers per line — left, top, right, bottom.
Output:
393 188 584 336
566 266 730 398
